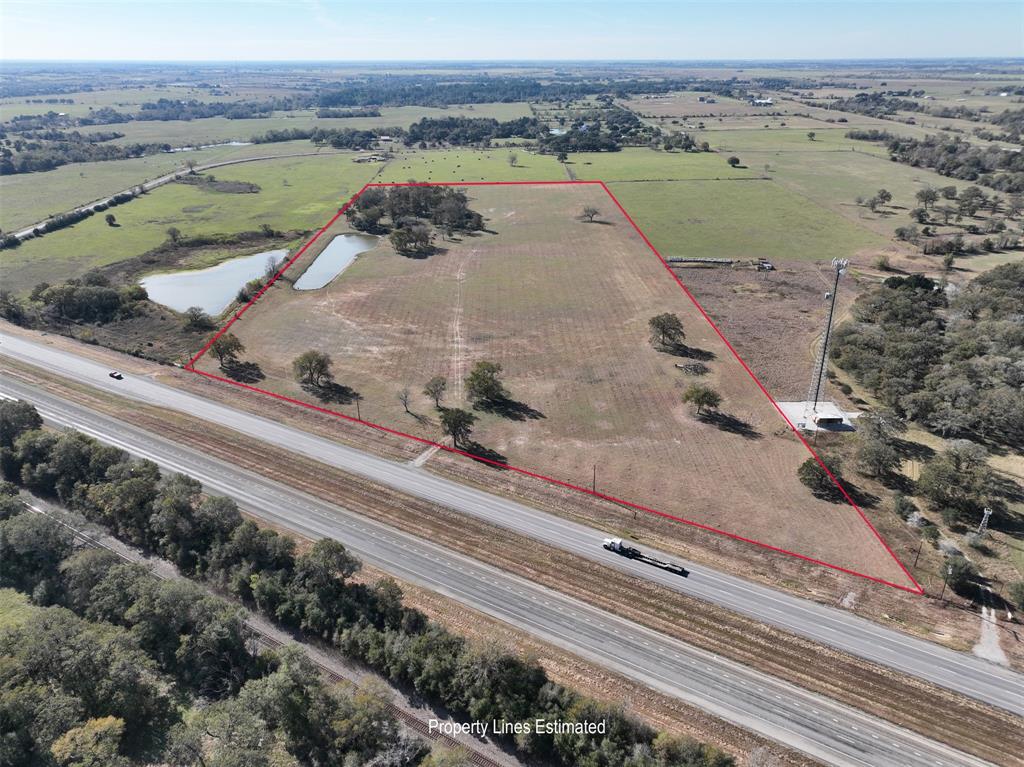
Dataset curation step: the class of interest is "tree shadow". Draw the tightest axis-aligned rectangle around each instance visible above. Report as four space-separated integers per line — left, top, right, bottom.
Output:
891 435 936 462
698 411 761 439
580 219 615 226
659 342 716 362
221 359 265 383
302 381 361 405
473 396 545 422
462 440 508 467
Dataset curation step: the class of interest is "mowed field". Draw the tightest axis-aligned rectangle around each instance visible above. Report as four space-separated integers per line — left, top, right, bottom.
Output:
195 183 915 589
3 152 382 294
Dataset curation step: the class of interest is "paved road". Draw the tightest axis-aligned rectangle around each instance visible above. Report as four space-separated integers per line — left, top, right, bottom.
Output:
0 375 997 767
1 332 1022 720
10 149 345 241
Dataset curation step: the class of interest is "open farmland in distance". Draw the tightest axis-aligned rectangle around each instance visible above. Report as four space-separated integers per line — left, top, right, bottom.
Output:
3 152 382 293
193 182 916 590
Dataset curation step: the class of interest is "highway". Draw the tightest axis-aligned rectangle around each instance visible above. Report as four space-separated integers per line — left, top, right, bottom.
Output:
1 332 1022 721
0 373 998 767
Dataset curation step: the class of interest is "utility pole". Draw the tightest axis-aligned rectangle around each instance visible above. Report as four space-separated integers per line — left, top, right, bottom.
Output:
940 564 952 601
355 397 361 421
592 464 596 493
912 538 923 569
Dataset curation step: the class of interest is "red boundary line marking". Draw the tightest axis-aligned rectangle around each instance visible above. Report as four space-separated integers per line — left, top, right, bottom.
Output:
186 179 923 595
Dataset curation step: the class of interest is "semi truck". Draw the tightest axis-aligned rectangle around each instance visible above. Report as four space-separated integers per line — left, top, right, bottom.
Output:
602 538 689 576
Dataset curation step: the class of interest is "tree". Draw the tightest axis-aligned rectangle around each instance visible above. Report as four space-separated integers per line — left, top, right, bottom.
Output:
940 185 958 200
918 440 992 515
916 187 939 209
50 716 130 767
507 152 518 167
397 387 411 413
423 376 447 408
943 556 978 596
797 456 843 500
465 361 508 404
581 205 600 223
648 312 685 348
0 399 42 449
182 306 212 330
292 350 333 387
726 156 740 167
166 226 182 243
556 151 568 163
439 408 476 448
210 333 244 365
806 131 816 141
681 384 721 415
104 214 116 227
910 207 928 224
875 188 893 205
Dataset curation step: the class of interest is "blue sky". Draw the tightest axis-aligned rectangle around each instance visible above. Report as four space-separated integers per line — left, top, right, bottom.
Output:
2 1 1021 61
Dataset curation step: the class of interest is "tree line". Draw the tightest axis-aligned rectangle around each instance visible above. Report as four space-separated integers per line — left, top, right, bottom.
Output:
406 116 544 146
0 400 732 767
849 132 1024 193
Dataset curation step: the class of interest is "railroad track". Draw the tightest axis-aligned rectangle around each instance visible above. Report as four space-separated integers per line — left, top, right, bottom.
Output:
26 501 507 767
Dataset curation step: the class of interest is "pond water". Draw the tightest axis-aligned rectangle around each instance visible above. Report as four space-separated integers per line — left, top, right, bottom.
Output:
293 233 377 290
141 248 288 315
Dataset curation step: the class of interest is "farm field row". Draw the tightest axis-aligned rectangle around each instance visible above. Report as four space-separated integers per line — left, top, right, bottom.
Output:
193 182 917 591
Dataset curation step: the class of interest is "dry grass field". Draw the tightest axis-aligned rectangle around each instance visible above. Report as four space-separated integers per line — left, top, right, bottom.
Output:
194 182 917 590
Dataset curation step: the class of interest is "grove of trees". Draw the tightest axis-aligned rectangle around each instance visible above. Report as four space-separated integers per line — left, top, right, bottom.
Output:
831 264 1024 449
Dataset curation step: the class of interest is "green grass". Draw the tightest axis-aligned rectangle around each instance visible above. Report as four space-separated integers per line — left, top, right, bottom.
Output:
568 147 757 181
739 147 975 239
0 588 38 631
375 149 565 183
103 103 534 147
607 178 887 262
696 128 891 155
0 140 327 232
3 153 382 293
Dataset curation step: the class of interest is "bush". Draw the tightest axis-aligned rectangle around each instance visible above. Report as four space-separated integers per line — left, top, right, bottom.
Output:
943 556 979 596
893 494 917 520
1009 581 1024 611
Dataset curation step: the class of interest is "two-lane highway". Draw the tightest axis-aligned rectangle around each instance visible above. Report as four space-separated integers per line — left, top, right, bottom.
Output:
0 373 998 767
2 332 1020 718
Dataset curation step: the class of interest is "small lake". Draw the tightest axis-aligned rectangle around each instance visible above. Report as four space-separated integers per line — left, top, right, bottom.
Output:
141 248 287 315
293 234 377 290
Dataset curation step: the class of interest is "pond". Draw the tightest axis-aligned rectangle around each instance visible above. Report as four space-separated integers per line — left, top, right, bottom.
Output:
292 233 377 290
140 248 288 315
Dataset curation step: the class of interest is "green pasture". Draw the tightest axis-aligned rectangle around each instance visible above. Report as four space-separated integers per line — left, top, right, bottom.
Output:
568 147 757 181
3 153 381 293
607 178 886 262
375 149 565 183
0 140 325 232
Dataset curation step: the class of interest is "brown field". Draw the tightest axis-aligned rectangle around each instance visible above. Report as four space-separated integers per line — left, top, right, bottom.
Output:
194 182 916 590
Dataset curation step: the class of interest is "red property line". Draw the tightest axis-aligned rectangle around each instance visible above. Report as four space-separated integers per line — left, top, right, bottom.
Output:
186 179 923 596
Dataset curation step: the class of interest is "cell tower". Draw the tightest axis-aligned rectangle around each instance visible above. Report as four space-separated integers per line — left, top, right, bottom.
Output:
805 258 848 416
